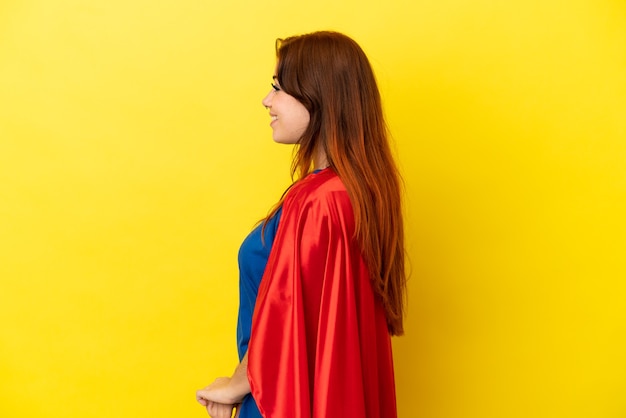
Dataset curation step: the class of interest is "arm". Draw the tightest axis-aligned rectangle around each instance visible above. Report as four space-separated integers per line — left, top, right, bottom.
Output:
196 352 251 406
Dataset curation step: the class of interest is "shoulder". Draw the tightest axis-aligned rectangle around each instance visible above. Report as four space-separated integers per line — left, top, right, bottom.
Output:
283 168 354 226
287 168 348 205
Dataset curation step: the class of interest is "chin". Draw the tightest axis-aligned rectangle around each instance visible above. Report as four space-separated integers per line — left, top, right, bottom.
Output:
273 137 298 145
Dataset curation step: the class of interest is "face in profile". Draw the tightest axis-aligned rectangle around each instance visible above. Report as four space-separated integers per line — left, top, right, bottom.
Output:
261 75 310 144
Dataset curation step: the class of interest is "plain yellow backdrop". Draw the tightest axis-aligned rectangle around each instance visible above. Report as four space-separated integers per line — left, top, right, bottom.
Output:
1 1 625 417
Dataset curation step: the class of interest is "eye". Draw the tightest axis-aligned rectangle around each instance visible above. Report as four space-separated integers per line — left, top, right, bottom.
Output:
271 83 281 92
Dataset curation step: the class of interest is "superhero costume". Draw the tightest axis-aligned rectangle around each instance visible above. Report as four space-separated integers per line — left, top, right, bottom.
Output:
248 168 397 418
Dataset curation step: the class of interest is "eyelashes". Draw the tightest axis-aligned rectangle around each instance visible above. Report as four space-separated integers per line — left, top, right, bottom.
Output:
271 83 281 92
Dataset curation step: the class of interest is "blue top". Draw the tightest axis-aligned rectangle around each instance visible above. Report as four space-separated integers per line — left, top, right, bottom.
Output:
236 208 282 418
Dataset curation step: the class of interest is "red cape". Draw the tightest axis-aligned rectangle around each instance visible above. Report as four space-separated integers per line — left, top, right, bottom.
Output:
248 169 397 418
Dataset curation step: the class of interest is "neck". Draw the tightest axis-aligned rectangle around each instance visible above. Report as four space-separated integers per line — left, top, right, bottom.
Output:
314 149 329 171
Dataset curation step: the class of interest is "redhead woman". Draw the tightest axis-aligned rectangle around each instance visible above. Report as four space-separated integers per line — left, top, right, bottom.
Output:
196 31 406 418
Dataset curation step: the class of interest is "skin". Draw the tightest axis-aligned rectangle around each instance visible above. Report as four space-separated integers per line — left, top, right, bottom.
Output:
261 76 310 145
206 400 239 418
196 353 250 417
261 75 328 169
197 71 329 418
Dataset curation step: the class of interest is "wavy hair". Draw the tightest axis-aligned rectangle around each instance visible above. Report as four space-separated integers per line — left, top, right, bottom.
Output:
265 31 406 335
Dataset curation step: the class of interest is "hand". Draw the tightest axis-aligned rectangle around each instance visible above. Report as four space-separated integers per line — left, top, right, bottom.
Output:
196 377 245 406
205 400 237 418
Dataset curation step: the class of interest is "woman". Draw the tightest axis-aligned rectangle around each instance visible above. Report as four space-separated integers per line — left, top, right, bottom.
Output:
197 31 406 418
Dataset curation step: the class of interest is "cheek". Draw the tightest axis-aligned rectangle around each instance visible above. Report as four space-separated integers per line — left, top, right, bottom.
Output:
297 106 310 131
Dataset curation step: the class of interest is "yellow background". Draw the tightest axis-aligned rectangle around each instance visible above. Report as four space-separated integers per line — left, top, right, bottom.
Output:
1 0 625 417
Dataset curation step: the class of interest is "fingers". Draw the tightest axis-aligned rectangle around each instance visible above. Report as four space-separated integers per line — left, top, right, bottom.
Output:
196 389 209 406
207 401 235 418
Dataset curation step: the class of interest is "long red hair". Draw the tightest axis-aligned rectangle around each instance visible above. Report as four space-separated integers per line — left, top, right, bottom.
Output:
265 31 406 335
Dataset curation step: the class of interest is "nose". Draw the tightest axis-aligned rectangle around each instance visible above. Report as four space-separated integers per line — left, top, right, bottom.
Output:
262 90 273 108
